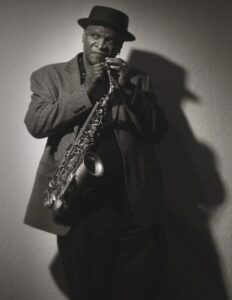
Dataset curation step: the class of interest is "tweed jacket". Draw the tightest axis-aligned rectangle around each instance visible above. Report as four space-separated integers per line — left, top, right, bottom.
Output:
24 54 167 236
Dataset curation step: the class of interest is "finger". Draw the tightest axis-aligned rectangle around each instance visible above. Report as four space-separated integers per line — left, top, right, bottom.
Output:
108 65 121 70
89 64 105 75
105 57 124 66
94 68 107 79
107 60 129 73
91 62 105 70
105 57 123 62
108 64 129 75
92 68 105 75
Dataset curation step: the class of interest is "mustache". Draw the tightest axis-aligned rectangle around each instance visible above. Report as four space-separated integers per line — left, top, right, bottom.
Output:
90 53 109 64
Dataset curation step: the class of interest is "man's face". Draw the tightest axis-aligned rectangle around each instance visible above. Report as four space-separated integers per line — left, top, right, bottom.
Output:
82 25 123 65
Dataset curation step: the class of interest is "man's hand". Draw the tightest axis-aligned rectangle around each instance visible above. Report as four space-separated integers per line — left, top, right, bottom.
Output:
105 57 131 88
84 62 106 95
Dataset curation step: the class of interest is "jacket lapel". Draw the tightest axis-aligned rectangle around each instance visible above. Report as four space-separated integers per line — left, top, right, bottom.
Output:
64 55 79 74
64 55 86 138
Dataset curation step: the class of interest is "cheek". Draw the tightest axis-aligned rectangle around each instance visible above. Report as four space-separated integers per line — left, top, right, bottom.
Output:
83 37 93 51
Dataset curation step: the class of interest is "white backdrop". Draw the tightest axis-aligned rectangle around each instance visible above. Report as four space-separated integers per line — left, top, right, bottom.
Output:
0 0 231 299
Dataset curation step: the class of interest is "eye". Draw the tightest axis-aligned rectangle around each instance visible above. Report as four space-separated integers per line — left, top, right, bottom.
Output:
92 34 100 39
106 38 121 47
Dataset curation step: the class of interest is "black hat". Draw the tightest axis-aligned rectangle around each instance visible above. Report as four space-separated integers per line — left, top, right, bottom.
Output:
78 6 135 41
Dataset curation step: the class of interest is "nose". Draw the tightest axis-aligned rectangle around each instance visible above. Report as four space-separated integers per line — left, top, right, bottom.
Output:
96 38 106 50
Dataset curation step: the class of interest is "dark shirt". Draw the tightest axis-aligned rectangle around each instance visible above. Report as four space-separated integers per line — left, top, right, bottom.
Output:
78 53 127 210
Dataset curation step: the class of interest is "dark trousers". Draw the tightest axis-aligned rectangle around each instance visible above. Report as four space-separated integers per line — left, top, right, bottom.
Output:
57 195 167 300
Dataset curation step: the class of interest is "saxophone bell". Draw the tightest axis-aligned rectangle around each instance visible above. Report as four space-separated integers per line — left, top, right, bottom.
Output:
75 152 104 185
52 152 104 212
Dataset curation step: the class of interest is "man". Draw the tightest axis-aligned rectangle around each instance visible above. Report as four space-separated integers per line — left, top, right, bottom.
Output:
24 6 168 300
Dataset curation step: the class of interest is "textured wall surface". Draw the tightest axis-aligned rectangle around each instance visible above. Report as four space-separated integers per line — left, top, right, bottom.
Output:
0 0 231 299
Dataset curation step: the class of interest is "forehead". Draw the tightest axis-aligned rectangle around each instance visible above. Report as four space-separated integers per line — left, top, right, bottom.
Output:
85 25 122 39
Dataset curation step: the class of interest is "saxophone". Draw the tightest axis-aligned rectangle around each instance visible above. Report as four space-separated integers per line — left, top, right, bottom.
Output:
43 62 116 219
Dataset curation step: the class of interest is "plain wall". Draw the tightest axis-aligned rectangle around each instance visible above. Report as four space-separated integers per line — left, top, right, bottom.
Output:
0 0 231 299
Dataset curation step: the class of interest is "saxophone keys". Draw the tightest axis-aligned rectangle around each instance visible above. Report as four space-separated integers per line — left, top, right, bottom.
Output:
101 99 107 107
67 163 74 171
44 193 56 208
70 157 76 165
44 200 51 208
48 180 55 188
68 173 74 182
60 175 67 182
54 199 62 211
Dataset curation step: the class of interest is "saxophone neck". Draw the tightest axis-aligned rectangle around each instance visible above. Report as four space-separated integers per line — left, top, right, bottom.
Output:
104 61 117 94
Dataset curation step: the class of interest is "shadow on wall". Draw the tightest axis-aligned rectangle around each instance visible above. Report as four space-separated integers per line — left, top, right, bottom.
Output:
49 50 228 300
128 49 227 300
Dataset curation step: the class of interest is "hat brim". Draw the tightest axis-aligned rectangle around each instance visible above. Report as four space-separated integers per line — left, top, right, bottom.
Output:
77 18 136 42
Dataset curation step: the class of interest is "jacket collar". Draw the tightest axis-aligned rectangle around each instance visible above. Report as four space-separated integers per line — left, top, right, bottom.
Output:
64 53 86 84
64 54 79 73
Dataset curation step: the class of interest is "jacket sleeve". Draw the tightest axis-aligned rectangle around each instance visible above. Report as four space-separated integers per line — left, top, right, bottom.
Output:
122 73 168 143
24 70 92 138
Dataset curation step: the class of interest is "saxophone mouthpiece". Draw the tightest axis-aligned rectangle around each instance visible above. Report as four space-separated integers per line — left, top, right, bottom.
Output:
104 58 110 70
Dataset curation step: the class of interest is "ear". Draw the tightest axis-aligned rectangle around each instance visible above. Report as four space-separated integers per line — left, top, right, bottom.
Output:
116 42 123 55
82 31 86 43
